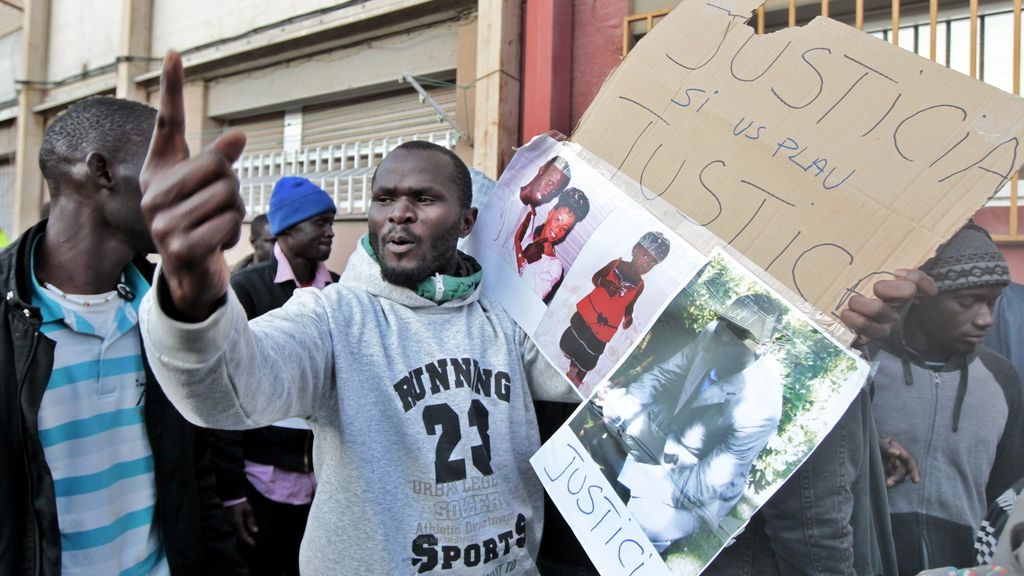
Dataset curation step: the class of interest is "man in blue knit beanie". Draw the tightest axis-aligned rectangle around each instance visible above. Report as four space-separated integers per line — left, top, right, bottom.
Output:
210 176 338 576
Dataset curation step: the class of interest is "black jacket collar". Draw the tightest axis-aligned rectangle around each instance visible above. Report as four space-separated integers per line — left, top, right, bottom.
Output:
1 219 156 314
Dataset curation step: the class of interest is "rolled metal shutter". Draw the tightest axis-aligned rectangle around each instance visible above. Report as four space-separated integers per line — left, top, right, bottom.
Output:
301 86 457 147
227 112 285 155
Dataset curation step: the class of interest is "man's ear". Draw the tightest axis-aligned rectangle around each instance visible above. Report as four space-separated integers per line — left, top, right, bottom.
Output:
85 152 114 189
460 207 478 238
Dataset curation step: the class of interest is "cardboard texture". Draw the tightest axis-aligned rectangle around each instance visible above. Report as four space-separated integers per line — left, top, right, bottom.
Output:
571 0 1024 320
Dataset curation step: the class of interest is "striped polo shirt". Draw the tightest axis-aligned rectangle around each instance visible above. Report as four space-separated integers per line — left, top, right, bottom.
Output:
31 250 169 576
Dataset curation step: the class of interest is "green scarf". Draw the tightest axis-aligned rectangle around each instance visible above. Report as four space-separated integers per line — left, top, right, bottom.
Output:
361 235 482 303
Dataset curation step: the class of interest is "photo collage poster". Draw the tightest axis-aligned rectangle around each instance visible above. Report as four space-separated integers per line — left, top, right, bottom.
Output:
530 249 869 575
468 138 870 574
467 137 706 398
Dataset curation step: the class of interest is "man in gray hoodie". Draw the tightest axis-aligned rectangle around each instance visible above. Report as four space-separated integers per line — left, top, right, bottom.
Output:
136 53 933 575
139 54 578 576
871 223 1024 574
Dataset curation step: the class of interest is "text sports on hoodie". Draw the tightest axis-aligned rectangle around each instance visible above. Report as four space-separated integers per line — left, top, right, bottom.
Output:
870 339 1024 574
139 243 578 575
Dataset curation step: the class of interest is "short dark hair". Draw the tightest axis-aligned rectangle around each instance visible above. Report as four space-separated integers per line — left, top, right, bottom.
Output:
39 96 157 197
251 213 271 236
378 140 473 209
532 187 589 245
554 187 590 220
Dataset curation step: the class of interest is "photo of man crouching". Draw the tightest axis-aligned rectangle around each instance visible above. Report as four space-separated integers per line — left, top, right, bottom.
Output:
573 293 786 552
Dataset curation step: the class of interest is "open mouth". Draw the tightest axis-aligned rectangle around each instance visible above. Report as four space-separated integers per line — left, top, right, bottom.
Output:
386 234 417 254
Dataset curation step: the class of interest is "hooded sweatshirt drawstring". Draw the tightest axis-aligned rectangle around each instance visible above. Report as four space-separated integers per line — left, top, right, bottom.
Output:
892 303 972 433
893 313 917 389
952 360 969 433
899 350 970 433
900 353 914 387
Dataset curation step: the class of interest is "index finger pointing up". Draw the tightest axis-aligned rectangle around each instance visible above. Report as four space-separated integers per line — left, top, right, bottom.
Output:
142 51 190 190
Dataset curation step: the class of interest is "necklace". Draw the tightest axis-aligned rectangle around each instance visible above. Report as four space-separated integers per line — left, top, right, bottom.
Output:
43 275 125 307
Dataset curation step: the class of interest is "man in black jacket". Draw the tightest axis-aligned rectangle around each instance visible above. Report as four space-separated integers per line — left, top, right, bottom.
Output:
0 96 244 575
214 176 337 576
231 213 275 273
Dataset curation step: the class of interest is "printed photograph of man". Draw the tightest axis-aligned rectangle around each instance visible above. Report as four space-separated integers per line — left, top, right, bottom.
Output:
562 251 867 567
467 139 628 335
601 293 784 550
493 155 572 244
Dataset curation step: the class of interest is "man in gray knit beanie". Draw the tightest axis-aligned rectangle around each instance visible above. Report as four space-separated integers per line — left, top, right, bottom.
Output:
921 222 1011 294
870 222 1024 574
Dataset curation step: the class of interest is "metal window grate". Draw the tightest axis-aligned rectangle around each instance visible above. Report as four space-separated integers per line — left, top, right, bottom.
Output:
233 130 459 219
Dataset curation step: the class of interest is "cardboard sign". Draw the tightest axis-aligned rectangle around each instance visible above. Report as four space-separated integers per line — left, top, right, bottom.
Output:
572 0 1024 321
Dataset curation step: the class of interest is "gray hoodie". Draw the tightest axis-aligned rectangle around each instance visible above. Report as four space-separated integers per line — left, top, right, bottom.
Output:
870 340 1024 574
140 244 577 575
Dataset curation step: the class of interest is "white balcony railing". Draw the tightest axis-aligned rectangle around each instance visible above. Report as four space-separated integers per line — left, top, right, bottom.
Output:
235 130 459 218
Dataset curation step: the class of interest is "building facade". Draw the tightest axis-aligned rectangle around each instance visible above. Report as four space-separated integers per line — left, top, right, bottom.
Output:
2 0 1022 275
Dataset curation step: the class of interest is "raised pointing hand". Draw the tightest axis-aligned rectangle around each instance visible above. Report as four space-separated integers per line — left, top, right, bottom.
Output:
141 52 247 322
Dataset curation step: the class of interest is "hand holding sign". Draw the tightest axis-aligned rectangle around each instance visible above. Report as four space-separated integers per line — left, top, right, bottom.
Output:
141 52 247 322
841 269 937 346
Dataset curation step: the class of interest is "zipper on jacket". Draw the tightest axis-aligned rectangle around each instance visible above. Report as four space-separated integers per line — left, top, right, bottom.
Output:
918 370 942 570
17 322 41 385
20 404 43 576
304 432 312 472
17 324 44 576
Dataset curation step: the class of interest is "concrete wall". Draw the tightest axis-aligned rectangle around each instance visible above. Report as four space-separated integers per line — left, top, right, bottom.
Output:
47 0 120 83
974 206 1024 283
206 22 459 119
6 0 478 235
631 0 679 13
150 0 341 55
0 119 16 155
0 30 20 105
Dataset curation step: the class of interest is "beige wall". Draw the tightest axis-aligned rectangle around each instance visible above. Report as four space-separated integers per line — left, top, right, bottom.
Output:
631 0 679 13
6 0 477 234
0 4 21 38
47 0 121 83
0 30 21 104
206 22 459 119
150 0 346 55
0 119 16 155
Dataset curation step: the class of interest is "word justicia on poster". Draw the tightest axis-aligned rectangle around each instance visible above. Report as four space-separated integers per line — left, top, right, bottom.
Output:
572 0 1024 334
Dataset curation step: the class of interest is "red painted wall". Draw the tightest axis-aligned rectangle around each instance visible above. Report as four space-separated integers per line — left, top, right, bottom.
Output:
521 0 575 143
974 206 1024 283
569 0 629 130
